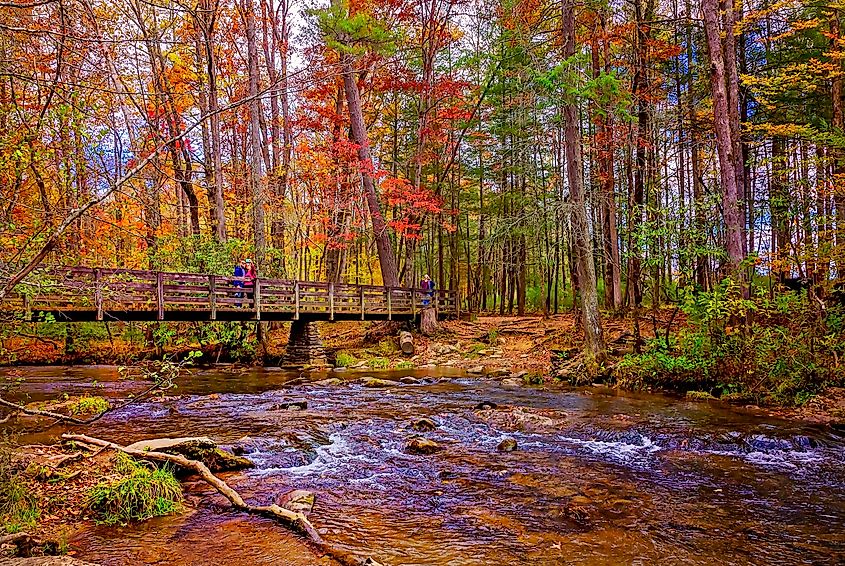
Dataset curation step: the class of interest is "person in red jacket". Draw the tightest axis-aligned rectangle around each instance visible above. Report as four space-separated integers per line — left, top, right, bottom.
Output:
243 259 257 308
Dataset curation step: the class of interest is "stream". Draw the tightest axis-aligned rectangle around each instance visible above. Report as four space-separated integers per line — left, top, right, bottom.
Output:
4 366 845 565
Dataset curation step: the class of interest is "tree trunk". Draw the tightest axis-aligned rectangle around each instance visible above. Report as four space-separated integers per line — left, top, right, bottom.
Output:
702 0 745 276
335 17 399 287
563 0 605 366
244 0 266 266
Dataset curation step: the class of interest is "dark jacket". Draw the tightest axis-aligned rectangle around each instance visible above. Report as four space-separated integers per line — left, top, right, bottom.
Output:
233 265 245 287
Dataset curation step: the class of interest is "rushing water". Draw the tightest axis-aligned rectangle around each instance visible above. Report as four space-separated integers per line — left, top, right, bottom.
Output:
4 366 845 565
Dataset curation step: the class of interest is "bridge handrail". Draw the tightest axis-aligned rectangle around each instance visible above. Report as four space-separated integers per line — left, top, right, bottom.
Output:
7 266 458 321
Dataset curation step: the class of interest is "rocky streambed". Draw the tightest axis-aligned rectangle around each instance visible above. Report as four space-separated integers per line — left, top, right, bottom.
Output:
3 366 845 565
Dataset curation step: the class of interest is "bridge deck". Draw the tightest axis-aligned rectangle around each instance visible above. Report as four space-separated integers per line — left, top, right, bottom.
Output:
5 267 457 323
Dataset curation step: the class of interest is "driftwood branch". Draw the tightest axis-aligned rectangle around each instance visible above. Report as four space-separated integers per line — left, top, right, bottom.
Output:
61 434 381 566
0 379 170 426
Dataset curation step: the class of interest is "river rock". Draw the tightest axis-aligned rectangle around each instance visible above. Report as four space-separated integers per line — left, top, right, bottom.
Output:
497 438 518 452
361 377 399 388
486 368 510 378
125 437 254 471
475 401 498 410
501 378 524 386
405 437 442 455
509 370 529 379
466 366 484 374
276 489 316 515
400 376 421 385
270 400 308 411
311 377 343 386
411 417 437 432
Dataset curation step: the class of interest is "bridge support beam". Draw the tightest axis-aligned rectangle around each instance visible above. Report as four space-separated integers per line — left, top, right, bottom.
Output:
284 320 326 366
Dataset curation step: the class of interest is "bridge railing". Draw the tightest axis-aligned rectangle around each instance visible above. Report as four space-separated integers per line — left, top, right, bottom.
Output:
8 266 457 321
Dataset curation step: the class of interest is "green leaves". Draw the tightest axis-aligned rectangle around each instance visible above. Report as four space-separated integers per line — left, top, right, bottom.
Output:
309 4 396 57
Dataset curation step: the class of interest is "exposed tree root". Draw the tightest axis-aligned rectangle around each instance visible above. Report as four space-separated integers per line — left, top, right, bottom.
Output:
61 434 382 566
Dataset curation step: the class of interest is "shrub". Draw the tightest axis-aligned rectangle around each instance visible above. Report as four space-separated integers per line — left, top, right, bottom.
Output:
87 453 182 526
335 351 356 367
68 395 109 416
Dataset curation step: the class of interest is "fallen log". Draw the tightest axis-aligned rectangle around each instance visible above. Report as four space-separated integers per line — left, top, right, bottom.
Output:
399 331 414 355
61 434 381 566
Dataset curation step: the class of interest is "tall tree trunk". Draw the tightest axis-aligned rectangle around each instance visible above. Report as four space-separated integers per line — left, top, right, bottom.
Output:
332 0 400 287
243 0 266 266
563 0 605 366
200 0 227 242
702 0 745 277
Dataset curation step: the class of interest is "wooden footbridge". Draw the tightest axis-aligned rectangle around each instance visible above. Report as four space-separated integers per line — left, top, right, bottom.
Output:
4 267 458 323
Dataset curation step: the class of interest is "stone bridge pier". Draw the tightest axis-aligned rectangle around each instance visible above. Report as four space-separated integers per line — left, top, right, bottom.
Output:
284 320 327 366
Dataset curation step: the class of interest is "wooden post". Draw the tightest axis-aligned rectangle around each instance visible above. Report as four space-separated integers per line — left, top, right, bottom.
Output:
94 268 103 321
294 281 300 320
209 275 217 320
329 283 335 321
387 287 392 320
156 272 164 321
255 278 262 320
23 294 31 321
360 286 365 320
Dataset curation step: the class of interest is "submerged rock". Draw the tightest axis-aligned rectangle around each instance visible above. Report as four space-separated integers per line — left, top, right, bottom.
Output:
411 417 437 432
125 437 254 471
270 400 308 411
405 437 442 455
311 377 343 386
487 368 510 378
497 438 518 452
276 489 316 515
361 377 399 388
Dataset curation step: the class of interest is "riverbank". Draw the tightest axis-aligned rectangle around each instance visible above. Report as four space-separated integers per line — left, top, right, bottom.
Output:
2 309 844 423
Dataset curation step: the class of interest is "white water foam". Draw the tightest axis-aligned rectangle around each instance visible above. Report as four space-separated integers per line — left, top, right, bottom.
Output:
559 434 661 464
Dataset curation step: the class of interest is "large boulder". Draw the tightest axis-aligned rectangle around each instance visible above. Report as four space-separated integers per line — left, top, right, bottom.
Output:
405 437 442 455
497 438 518 452
125 437 254 471
410 417 437 432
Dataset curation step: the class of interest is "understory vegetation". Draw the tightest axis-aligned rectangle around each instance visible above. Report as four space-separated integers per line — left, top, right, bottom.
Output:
87 453 182 526
1 442 39 534
614 282 845 406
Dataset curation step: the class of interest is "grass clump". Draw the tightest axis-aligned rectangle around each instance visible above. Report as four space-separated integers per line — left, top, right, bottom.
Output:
396 360 414 370
1 442 39 534
334 351 357 368
685 390 716 401
367 356 390 369
68 395 109 415
87 453 182 526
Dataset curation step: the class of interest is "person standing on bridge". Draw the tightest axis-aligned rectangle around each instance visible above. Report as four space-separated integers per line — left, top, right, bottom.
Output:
420 274 435 307
233 259 246 307
243 259 257 308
